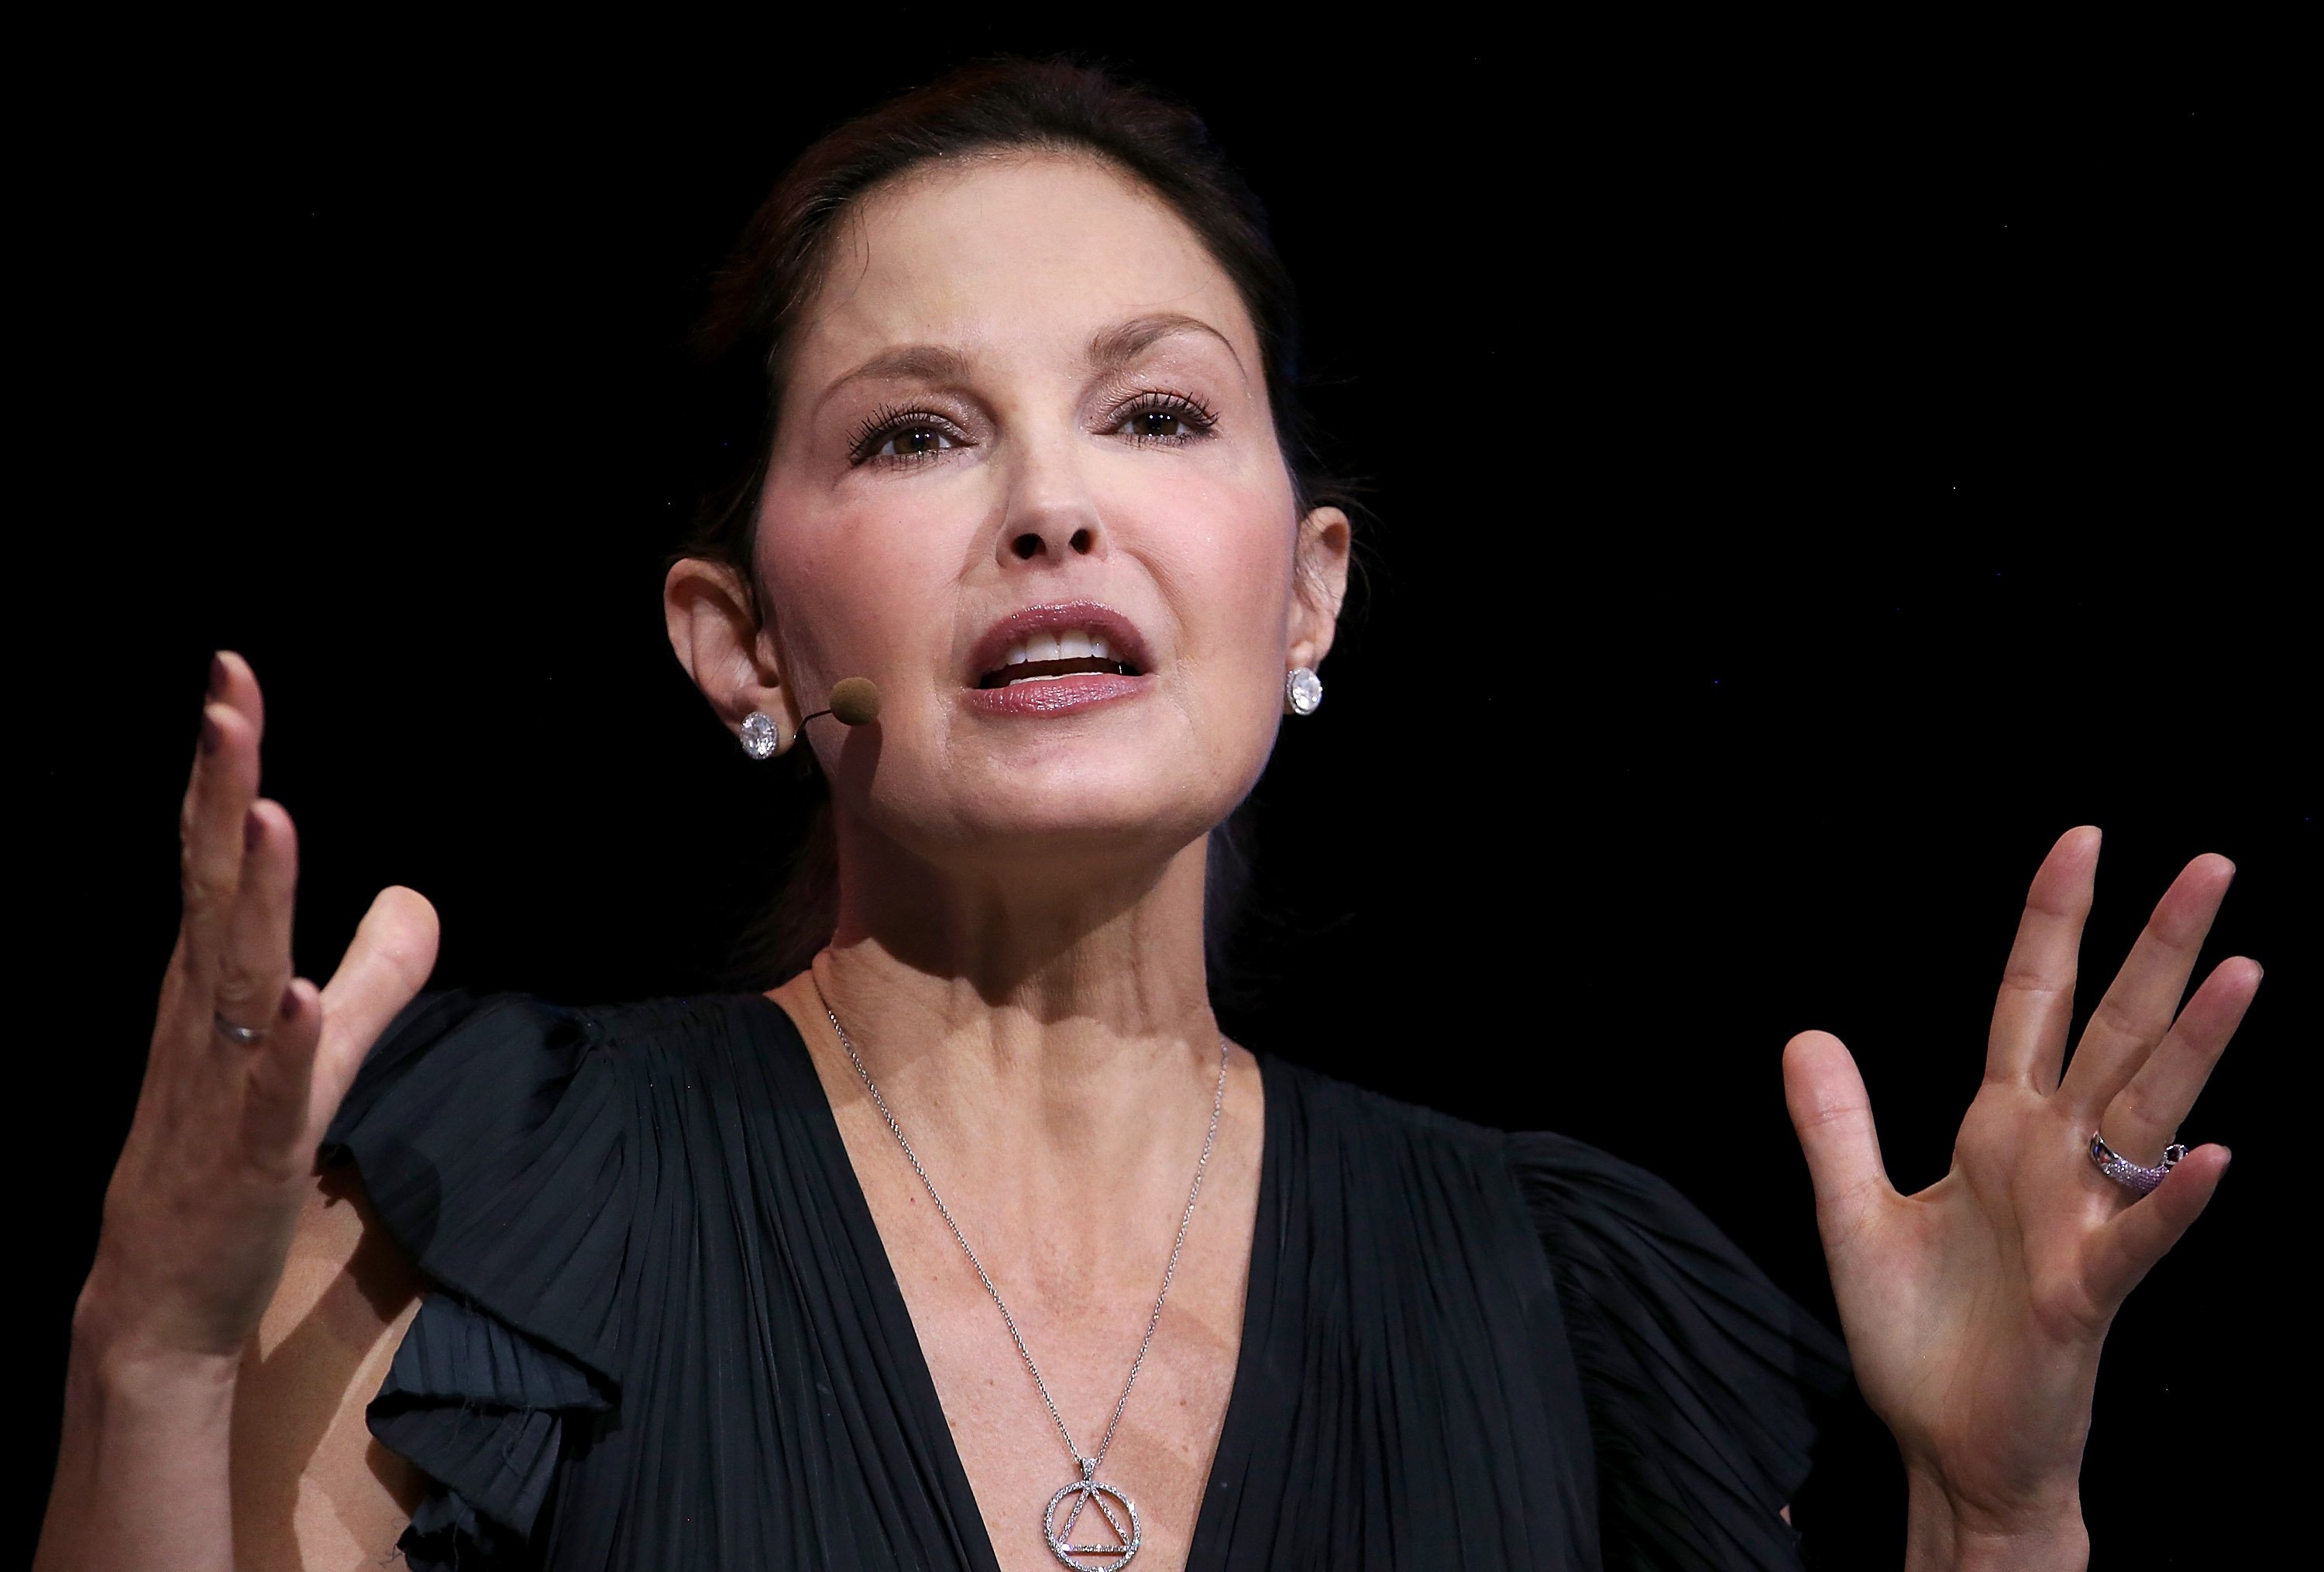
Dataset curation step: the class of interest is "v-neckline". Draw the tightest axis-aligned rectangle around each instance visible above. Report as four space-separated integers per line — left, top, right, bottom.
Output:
743 989 1286 1572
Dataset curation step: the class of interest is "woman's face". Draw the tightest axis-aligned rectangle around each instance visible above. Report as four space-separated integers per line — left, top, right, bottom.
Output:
751 153 1346 879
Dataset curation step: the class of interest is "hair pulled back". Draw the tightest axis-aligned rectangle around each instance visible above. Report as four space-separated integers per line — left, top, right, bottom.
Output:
679 53 1342 984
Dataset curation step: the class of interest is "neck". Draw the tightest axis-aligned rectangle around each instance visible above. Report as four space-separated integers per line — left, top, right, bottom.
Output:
803 825 1222 1217
824 820 1218 1049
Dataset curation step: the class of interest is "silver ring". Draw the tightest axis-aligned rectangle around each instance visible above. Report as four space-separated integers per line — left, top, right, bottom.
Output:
2089 1132 2187 1196
214 1013 270 1045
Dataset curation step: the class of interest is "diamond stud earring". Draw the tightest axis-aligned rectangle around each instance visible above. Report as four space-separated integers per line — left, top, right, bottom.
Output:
740 711 782 759
1284 667 1323 717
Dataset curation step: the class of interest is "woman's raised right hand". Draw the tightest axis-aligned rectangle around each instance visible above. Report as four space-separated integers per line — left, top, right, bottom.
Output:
77 651 439 1367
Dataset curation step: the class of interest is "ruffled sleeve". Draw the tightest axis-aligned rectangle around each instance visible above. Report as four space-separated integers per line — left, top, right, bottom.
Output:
321 989 634 1571
1508 1130 1850 1570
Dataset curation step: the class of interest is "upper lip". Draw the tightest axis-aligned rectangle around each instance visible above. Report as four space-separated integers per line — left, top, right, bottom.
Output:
965 600 1155 686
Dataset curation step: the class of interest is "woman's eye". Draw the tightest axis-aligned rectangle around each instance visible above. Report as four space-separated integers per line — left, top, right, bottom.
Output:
1123 409 1190 441
875 425 957 459
848 408 970 466
1111 397 1214 444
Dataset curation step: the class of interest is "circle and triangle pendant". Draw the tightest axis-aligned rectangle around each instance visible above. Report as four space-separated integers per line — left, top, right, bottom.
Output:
1042 1471 1142 1570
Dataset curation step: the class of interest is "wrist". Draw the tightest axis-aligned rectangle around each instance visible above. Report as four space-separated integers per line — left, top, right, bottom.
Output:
69 1271 244 1395
43 1278 239 1572
1905 1467 2087 1572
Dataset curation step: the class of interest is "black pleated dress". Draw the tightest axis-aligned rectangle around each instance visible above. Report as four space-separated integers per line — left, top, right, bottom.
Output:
321 988 1849 1571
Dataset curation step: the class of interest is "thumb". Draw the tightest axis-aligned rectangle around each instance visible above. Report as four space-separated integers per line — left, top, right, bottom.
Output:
311 885 441 1126
1783 1030 1896 1257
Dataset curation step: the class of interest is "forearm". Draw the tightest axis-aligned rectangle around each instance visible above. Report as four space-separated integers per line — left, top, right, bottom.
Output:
1903 1469 2089 1572
35 1297 237 1572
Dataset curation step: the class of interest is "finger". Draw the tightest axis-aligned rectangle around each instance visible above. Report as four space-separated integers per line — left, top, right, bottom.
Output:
2058 854 2235 1119
208 647 267 738
1985 827 2099 1091
2102 957 2260 1163
179 711 260 989
2084 1143 2230 1312
312 886 441 1127
177 652 266 986
1783 1030 1896 1260
237 976 326 1168
215 799 299 1033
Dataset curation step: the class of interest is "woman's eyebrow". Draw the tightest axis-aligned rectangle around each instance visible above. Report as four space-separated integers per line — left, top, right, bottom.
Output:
1086 312 1244 377
814 344 975 415
815 313 1243 418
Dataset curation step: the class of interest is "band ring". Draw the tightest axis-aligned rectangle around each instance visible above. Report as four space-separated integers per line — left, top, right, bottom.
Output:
215 1013 271 1046
2089 1132 2186 1196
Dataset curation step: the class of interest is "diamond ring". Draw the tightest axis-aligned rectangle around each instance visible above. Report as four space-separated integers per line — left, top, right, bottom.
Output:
2089 1132 2186 1196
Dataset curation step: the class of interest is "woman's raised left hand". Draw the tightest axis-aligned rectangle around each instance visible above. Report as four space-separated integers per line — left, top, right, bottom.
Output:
1782 827 2254 1569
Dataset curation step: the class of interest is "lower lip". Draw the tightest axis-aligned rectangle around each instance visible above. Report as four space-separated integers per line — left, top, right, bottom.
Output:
962 672 1154 716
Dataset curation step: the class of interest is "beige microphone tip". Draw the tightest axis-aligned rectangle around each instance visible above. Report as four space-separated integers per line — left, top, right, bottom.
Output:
827 676 882 727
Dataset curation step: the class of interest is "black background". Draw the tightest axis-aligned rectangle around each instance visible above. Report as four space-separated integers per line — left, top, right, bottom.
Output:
19 20 2305 1567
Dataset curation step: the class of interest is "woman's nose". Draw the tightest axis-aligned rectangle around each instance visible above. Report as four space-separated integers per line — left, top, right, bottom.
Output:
997 451 1107 566
1006 519 1100 562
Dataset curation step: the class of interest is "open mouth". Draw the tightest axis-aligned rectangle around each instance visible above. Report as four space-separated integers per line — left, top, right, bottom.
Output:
975 628 1143 690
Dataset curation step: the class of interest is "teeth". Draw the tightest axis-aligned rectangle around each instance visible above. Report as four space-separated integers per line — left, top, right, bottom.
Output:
988 628 1129 683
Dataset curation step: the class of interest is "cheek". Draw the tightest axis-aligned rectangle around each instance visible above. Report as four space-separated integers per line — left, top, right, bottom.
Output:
755 482 962 693
1133 469 1297 669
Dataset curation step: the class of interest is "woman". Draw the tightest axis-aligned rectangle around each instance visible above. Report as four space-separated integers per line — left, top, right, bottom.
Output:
36 58 2250 1572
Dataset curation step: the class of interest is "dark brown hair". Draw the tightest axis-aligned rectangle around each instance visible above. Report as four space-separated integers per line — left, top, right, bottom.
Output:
676 54 1349 985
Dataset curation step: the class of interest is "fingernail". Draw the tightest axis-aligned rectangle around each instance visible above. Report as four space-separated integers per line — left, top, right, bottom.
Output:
208 653 228 698
200 710 222 755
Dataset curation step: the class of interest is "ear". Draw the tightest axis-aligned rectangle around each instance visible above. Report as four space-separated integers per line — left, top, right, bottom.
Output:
1285 505 1353 671
664 557 797 744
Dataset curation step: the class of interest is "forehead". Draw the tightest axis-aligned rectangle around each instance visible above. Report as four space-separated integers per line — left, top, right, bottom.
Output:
792 152 1259 377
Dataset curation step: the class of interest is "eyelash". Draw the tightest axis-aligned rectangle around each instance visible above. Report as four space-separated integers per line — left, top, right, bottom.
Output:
1112 391 1219 448
845 391 1221 469
847 404 966 467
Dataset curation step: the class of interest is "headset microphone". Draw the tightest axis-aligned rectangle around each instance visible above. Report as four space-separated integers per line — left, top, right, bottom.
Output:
800 676 882 729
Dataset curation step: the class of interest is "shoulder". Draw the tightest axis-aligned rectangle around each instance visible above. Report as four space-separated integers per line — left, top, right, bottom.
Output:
1507 1127 1729 1249
320 988 799 1362
328 988 795 1144
1259 1051 1508 1156
1506 1129 1849 1567
1253 1056 1549 1271
342 986 779 1073
1263 1061 1847 1566
1253 1055 1824 1317
1503 1125 1847 1386
309 988 798 1567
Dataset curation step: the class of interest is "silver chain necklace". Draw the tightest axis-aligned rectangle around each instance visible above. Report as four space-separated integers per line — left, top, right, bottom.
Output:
817 988 1229 1571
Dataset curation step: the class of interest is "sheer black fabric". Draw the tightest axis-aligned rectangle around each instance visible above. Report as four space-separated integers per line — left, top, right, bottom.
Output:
321 989 1848 1570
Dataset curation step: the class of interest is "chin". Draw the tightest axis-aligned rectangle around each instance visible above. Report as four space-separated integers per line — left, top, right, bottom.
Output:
959 789 1225 865
858 712 1266 875
884 765 1234 877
